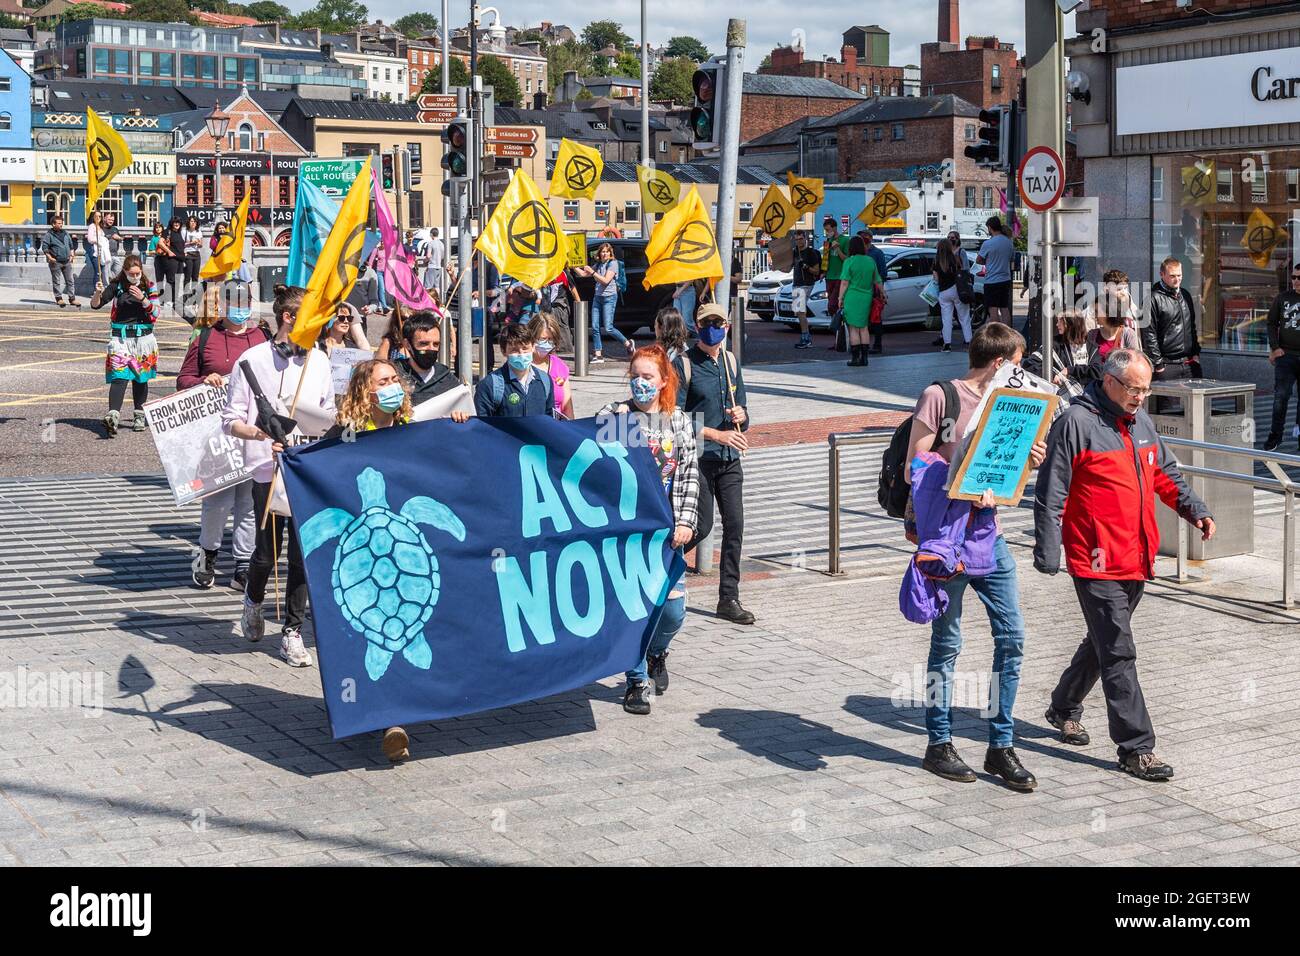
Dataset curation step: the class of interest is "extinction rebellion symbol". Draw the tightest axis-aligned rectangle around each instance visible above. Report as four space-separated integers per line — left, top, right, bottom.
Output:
564 155 598 192
1186 167 1212 203
647 179 673 205
668 220 717 265
761 202 787 236
791 183 818 210
90 140 116 185
507 201 559 259
870 190 901 221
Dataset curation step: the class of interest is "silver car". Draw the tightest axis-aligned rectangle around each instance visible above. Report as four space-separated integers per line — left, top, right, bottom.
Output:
746 268 791 319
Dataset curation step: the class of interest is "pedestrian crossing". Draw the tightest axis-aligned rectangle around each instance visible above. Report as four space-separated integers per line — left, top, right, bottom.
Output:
0 441 1291 641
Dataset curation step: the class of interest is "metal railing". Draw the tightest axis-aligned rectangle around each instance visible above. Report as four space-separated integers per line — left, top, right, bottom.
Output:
0 224 156 262
827 429 896 575
1165 437 1300 608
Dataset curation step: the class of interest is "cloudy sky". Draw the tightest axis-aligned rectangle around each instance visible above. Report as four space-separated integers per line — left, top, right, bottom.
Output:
356 1 1075 68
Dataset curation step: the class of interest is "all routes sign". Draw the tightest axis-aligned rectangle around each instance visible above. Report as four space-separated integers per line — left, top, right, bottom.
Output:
1017 145 1065 213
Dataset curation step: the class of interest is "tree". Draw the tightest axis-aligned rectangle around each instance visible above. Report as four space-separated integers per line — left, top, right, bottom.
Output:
610 51 641 80
650 57 696 104
581 19 631 53
419 56 468 94
477 54 521 104
0 13 22 29
393 12 438 38
244 1 291 21
759 53 772 70
546 38 594 94
128 0 198 24
58 2 113 21
664 36 709 62
286 0 368 32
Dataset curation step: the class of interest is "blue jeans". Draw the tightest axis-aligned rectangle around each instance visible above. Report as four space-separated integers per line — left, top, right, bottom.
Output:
925 536 1025 748
626 592 686 684
673 285 698 334
375 272 389 311
591 295 626 354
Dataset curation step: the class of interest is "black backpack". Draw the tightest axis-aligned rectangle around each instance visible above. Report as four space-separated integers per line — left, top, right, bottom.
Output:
877 380 959 519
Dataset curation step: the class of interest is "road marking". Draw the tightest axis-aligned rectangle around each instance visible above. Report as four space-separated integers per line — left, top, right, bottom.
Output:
6 353 106 371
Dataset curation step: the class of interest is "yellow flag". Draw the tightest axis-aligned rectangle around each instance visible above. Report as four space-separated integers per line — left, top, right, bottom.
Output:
642 186 723 291
753 185 799 239
550 138 604 200
1242 207 1286 269
785 173 824 213
564 232 587 269
85 108 133 213
476 170 567 289
1182 162 1216 206
200 191 250 279
637 164 681 215
291 157 372 349
858 181 910 226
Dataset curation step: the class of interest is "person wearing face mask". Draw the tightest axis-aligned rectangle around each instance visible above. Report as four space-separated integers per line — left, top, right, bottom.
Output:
474 323 554 417
222 285 337 668
177 279 270 590
674 303 754 626
392 312 460 406
597 344 698 715
92 254 160 437
528 312 574 420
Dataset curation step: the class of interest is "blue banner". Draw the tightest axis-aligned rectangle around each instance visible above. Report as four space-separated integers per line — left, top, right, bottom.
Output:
281 416 683 739
285 177 340 288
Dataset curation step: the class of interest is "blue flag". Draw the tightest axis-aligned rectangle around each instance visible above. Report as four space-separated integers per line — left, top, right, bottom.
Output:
285 177 341 288
281 416 684 739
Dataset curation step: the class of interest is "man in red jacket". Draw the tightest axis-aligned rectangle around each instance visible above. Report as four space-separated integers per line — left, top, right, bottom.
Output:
1034 349 1214 781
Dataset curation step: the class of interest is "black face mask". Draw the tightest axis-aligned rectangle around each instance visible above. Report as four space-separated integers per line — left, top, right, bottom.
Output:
410 348 439 369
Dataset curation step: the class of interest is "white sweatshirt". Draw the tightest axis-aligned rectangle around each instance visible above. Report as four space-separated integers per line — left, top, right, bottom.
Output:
222 340 336 484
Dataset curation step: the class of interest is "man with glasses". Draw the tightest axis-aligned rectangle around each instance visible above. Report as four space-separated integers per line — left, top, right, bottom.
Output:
1034 349 1215 781
1264 266 1300 450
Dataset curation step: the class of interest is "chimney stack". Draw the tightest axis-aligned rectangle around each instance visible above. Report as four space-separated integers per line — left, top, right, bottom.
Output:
938 0 959 45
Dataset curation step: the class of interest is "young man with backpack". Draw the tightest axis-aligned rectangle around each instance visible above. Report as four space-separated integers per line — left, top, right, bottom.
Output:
474 322 554 417
901 323 1047 791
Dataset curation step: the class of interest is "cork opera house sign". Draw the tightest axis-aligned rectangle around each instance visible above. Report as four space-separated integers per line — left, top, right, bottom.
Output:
1116 47 1300 137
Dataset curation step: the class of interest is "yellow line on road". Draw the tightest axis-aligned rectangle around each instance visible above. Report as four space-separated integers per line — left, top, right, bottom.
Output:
6 353 105 370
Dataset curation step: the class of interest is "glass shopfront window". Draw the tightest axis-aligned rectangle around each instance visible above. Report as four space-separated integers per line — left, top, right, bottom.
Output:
1153 150 1300 354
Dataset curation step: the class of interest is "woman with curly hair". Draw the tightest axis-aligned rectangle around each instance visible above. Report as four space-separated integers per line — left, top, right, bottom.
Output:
596 343 699 716
324 358 413 438
91 254 160 436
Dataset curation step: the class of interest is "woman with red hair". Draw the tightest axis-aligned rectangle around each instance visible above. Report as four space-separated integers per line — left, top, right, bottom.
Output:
597 344 699 715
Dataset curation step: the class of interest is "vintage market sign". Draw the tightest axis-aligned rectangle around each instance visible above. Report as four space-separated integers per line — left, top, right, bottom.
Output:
1116 46 1300 136
35 152 175 185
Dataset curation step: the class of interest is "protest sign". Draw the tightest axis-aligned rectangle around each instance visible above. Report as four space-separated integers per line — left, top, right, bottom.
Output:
281 416 684 738
144 383 252 506
329 347 373 396
410 384 475 422
949 388 1058 506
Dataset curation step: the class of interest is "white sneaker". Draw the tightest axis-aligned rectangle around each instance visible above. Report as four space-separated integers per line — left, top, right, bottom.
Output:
280 629 313 668
240 599 264 643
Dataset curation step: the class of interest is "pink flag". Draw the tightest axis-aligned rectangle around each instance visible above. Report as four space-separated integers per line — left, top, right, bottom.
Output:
372 176 438 312
998 187 1008 214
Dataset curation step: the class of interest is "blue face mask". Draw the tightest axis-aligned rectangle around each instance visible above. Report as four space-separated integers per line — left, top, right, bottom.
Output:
699 324 727 346
375 383 405 413
507 353 532 371
536 339 554 354
227 307 252 325
630 377 659 404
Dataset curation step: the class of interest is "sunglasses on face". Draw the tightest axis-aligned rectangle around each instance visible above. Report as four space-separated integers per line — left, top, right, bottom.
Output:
1291 274 1300 280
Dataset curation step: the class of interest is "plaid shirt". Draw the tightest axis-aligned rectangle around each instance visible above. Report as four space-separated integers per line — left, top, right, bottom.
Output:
596 403 700 533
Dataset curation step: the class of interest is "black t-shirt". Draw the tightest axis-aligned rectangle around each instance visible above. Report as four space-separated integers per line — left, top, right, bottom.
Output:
793 247 822 288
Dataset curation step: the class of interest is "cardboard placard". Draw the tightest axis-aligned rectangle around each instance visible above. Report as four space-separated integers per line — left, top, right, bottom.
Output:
144 383 252 506
948 387 1058 506
328 347 374 396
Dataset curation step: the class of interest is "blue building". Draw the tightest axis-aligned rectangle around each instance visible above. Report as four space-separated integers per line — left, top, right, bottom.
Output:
0 48 34 226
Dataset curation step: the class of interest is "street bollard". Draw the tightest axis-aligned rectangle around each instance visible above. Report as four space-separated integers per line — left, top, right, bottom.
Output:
730 289 747 367
573 300 589 378
695 526 716 574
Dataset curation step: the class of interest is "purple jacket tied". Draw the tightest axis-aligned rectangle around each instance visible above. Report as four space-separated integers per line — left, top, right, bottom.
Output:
899 451 998 624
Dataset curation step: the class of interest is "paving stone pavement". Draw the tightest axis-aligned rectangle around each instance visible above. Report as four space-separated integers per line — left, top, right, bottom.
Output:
3 434 1300 866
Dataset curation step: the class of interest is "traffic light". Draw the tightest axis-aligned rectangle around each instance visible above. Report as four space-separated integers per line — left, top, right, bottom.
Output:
965 105 1014 170
402 145 419 188
381 151 395 190
689 61 725 151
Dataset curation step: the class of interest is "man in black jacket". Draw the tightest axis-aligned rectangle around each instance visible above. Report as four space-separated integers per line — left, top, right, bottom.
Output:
392 312 460 406
1265 266 1300 450
44 215 79 308
1141 257 1201 381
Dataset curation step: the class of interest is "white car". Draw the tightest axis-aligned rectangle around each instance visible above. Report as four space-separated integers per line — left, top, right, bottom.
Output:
774 246 986 330
746 268 791 319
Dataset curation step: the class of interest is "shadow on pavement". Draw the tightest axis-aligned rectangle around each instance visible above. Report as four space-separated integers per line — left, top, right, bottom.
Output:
695 707 914 771
843 694 1116 773
55 417 110 439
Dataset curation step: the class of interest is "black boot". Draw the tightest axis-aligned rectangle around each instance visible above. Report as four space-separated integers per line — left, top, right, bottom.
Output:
623 680 652 715
984 746 1038 792
922 743 976 782
861 343 869 367
847 345 862 367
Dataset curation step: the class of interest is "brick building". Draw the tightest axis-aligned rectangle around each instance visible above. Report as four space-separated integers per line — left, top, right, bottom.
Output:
759 25 906 98
920 35 1022 110
168 88 308 246
739 73 866 143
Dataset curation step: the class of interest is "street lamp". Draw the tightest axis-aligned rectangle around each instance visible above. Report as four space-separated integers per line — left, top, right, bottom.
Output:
205 102 230 220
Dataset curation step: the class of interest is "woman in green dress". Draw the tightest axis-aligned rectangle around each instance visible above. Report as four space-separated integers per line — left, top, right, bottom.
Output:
838 235 884 367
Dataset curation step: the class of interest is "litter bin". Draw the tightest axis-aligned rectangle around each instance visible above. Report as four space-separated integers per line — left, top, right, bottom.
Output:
1146 379 1255 560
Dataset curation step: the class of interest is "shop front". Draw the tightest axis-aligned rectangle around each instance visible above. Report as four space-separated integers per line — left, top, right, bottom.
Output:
1069 6 1300 384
